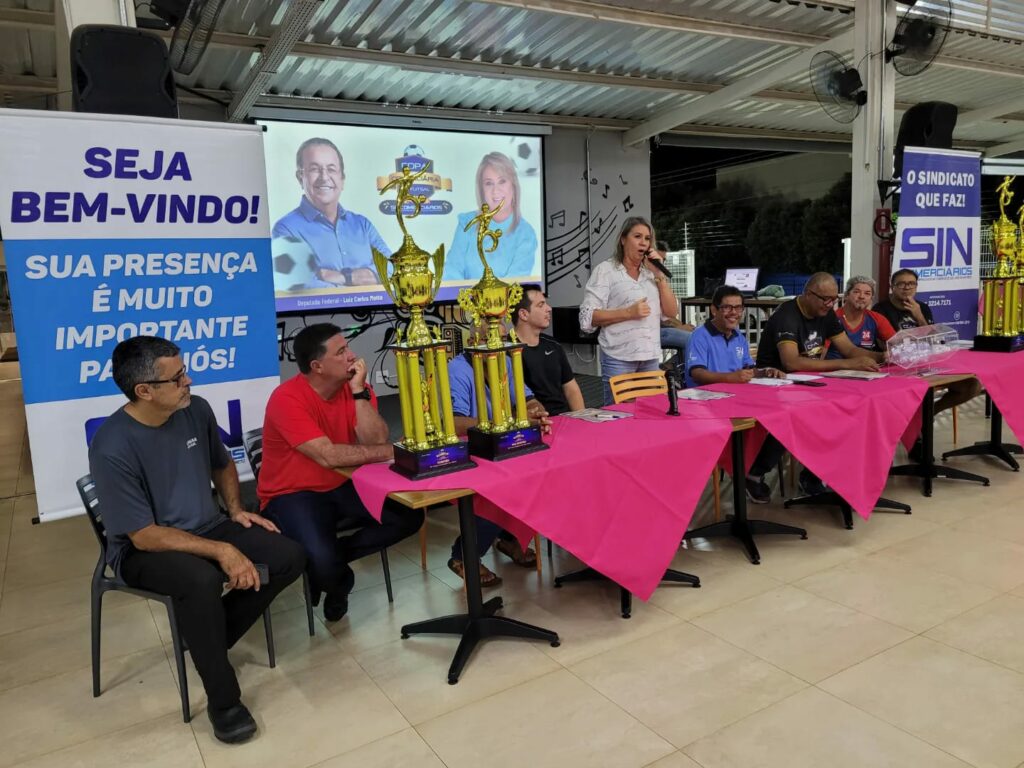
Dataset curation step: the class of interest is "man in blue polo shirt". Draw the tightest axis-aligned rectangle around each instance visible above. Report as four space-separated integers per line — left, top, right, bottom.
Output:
272 137 390 289
446 334 551 588
685 285 784 387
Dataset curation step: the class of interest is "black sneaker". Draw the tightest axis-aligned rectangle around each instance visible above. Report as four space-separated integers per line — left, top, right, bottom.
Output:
745 476 771 504
208 703 257 744
798 470 827 497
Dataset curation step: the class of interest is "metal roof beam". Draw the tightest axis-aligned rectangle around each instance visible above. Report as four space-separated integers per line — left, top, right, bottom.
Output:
959 96 1024 128
985 135 1024 158
226 0 325 122
0 8 54 30
622 28 855 146
181 30 837 105
469 0 835 45
0 74 57 93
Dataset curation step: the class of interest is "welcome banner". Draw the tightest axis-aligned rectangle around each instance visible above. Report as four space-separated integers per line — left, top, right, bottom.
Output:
894 147 982 339
0 110 280 521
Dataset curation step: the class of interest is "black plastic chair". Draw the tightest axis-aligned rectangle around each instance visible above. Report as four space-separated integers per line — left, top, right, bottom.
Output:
76 475 275 724
242 428 394 638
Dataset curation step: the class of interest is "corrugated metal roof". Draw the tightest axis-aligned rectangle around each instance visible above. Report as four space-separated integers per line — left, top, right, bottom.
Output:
3 0 1024 148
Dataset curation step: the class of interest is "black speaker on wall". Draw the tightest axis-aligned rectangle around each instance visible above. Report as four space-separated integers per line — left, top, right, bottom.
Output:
893 101 958 179
71 25 178 118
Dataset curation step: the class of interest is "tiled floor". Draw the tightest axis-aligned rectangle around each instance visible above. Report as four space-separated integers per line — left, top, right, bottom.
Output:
2 363 1023 767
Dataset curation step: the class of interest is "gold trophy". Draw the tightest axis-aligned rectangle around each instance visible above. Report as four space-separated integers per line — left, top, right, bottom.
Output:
457 201 548 461
975 176 1024 351
373 167 475 478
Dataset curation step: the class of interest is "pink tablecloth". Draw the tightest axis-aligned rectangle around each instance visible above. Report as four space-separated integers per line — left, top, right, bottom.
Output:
352 411 733 600
631 376 929 520
938 350 1024 441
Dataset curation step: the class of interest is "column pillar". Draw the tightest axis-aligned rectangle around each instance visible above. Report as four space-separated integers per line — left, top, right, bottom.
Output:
850 0 897 282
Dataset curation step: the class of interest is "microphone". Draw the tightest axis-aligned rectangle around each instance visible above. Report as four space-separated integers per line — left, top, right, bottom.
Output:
644 250 673 279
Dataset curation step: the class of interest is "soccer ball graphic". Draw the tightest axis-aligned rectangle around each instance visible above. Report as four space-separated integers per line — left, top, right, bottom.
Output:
272 236 319 291
508 137 540 176
403 144 426 158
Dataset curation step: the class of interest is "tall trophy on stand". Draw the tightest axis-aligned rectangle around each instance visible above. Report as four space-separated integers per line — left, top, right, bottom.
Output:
975 176 1024 352
457 202 549 461
372 167 476 478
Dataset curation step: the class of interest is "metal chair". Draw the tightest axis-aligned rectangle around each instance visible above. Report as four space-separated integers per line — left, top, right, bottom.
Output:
242 428 395 636
76 475 275 724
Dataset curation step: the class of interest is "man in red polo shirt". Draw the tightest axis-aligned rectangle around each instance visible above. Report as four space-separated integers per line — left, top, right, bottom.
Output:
258 323 423 622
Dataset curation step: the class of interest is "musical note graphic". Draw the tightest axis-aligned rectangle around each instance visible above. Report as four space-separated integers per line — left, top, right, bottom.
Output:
574 275 582 288
622 195 634 213
619 174 628 185
602 184 610 199
548 210 566 229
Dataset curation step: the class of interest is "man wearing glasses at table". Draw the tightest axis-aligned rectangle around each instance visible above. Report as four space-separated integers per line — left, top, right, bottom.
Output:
874 269 981 457
684 284 785 388
744 273 880 502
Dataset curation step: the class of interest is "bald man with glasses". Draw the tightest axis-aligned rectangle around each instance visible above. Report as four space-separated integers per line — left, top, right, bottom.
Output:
744 273 880 502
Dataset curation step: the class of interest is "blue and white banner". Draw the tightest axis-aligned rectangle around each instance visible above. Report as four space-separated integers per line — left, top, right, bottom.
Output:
0 110 280 521
894 147 982 339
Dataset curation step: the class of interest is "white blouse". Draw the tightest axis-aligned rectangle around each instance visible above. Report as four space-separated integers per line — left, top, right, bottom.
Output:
579 259 663 362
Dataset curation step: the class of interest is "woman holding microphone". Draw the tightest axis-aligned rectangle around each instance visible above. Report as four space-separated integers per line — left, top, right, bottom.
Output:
579 216 679 404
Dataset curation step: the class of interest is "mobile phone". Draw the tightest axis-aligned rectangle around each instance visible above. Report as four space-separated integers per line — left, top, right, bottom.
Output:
255 563 270 586
792 380 826 387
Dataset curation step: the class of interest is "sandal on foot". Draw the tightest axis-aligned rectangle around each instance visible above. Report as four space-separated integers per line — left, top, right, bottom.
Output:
447 558 503 588
494 538 537 568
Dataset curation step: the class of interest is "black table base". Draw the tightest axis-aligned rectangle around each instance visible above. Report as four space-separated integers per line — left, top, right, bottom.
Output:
400 495 559 685
889 385 989 497
553 566 700 619
941 404 1022 472
685 429 807 564
783 491 910 530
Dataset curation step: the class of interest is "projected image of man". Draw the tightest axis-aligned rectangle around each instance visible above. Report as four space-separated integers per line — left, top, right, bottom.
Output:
272 138 390 289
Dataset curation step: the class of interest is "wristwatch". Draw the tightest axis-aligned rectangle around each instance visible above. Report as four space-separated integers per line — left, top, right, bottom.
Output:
352 388 371 401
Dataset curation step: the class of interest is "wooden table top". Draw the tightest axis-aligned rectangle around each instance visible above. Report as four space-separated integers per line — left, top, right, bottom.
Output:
919 372 977 390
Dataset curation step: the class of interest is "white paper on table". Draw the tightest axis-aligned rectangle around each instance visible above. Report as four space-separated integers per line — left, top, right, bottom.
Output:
563 408 634 423
747 378 794 387
678 389 734 400
786 373 824 381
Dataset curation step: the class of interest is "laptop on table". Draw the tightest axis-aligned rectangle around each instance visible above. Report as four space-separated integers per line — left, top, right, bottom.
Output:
724 267 759 298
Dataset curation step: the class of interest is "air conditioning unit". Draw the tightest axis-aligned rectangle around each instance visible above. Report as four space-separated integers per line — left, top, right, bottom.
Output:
666 249 697 323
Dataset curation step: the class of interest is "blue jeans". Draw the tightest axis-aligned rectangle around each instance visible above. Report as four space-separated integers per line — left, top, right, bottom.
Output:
265 483 424 598
660 326 692 384
600 350 660 405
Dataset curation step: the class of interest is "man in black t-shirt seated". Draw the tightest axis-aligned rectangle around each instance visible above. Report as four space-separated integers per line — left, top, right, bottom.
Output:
88 337 305 745
745 273 881 503
874 268 935 331
874 269 980 456
512 285 585 415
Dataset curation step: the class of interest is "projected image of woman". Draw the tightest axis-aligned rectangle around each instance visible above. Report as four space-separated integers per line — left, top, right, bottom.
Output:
443 152 538 281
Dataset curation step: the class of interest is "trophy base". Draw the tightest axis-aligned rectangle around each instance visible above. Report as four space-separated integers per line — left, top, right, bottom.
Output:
973 334 1024 353
391 441 476 480
467 425 549 461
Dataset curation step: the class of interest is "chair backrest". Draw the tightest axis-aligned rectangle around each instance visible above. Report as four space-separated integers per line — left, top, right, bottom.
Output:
76 474 108 557
242 427 263 480
609 370 668 404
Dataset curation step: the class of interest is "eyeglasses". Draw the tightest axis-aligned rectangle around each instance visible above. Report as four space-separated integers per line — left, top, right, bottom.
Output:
893 281 918 289
143 366 188 388
716 304 744 314
808 289 838 306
